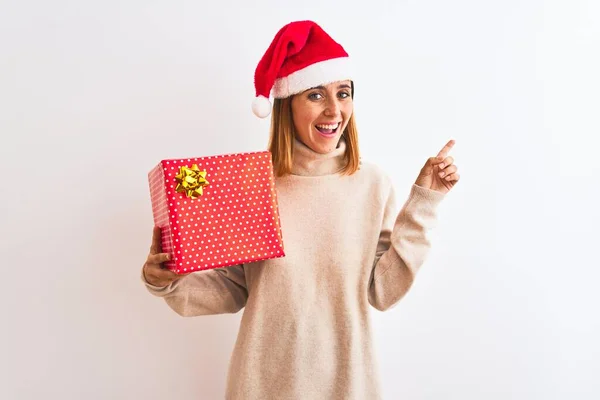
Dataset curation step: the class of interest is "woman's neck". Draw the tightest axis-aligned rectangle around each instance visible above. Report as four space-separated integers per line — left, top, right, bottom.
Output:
291 136 347 176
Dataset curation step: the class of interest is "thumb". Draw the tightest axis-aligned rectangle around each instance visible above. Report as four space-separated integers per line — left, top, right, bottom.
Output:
421 156 444 175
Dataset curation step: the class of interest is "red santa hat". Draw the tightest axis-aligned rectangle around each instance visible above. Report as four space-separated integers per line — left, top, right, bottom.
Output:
252 20 353 118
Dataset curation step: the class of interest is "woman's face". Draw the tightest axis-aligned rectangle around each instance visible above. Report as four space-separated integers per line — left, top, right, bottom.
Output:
290 80 353 154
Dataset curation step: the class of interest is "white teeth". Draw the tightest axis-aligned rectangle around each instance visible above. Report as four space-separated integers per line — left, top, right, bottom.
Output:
316 123 340 130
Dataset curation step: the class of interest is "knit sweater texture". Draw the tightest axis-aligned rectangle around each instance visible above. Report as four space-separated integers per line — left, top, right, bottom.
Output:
142 136 446 399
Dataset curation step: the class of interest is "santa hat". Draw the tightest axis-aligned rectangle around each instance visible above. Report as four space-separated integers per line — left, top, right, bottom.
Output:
252 20 352 118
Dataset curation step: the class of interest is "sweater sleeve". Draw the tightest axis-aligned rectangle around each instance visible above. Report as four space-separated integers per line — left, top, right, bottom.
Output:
368 183 445 311
141 264 248 316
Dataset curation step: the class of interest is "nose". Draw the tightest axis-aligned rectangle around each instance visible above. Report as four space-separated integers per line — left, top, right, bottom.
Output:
324 97 341 117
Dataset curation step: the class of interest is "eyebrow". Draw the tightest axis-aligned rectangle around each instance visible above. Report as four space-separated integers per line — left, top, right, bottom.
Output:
311 83 352 90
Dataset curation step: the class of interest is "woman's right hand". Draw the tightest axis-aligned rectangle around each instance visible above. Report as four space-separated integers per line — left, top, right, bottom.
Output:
143 226 187 287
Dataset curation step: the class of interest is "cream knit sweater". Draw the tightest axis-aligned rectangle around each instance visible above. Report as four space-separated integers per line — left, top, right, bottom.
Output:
142 137 446 399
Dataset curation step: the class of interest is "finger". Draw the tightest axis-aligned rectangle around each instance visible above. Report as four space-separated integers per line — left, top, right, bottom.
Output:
150 226 162 254
436 139 455 159
444 172 460 182
153 267 193 285
152 267 180 282
422 156 444 173
147 252 171 265
424 156 445 167
438 156 454 170
438 165 457 178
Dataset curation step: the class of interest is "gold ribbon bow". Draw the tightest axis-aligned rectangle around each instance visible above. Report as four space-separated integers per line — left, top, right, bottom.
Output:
174 164 210 199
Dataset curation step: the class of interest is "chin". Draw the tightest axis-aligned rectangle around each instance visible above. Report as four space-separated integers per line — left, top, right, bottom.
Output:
311 135 343 153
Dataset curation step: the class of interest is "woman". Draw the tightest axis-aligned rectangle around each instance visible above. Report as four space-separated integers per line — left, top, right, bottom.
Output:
142 20 459 399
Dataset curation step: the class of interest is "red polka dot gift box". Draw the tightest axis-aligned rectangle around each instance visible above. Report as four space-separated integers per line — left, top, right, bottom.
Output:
148 151 285 274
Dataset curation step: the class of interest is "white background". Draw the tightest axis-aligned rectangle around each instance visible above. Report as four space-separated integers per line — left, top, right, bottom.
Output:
1 0 599 399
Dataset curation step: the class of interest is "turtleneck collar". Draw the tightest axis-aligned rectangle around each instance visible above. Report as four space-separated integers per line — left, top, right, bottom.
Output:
291 136 348 176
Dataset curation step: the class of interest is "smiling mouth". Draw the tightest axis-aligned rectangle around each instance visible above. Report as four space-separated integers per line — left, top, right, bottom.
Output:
315 122 341 135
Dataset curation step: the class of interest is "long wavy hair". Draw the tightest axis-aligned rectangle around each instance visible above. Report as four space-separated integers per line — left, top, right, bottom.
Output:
267 87 360 177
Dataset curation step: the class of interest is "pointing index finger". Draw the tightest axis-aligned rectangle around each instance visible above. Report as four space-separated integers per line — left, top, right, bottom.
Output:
436 139 455 158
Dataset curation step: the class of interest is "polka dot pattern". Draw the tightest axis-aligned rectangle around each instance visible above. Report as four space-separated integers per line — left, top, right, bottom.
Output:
148 151 285 274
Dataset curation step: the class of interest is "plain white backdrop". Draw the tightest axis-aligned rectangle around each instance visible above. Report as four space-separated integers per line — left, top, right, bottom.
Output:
1 0 599 399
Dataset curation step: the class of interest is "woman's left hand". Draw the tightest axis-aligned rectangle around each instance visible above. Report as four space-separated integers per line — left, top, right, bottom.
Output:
414 139 460 194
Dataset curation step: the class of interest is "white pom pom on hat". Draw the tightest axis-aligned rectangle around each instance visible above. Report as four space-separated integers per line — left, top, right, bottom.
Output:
252 20 353 118
252 95 272 118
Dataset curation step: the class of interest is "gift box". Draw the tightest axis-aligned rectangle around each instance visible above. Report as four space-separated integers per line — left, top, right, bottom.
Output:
148 150 285 274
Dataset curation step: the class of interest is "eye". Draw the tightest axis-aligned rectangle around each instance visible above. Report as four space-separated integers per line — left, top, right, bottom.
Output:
308 92 323 100
338 91 351 99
